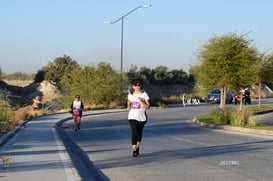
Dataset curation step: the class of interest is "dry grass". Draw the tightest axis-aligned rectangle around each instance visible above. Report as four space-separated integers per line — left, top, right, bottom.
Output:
0 106 48 135
14 106 48 122
3 80 33 87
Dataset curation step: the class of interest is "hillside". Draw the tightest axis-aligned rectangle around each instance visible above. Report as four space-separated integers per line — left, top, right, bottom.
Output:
0 80 63 110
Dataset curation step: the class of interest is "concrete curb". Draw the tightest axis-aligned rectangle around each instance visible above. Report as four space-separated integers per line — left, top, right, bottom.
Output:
191 117 273 136
55 109 127 181
0 120 29 147
253 109 273 115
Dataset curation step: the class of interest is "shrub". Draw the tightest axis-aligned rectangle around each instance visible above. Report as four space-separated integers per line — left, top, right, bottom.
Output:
109 96 127 109
0 108 9 122
0 154 12 168
210 107 256 127
0 106 12 132
232 109 256 127
233 109 246 126
211 107 234 125
247 113 256 127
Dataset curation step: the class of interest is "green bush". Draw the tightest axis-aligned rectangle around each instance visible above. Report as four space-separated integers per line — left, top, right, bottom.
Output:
0 154 12 168
211 107 234 125
0 106 11 130
232 109 255 127
0 108 9 122
210 107 256 127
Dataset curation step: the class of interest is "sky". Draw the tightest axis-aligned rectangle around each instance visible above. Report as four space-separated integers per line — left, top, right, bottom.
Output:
1 0 273 74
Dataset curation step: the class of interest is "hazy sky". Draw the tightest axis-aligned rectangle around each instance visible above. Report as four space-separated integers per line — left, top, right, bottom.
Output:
1 0 273 74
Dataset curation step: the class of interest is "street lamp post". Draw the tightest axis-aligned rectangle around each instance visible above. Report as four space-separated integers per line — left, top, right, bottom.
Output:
104 5 151 95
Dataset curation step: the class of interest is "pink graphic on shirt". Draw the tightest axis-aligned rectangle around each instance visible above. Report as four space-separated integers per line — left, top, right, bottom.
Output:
131 101 141 109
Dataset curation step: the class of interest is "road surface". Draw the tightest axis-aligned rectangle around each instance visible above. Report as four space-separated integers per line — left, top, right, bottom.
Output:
63 105 273 181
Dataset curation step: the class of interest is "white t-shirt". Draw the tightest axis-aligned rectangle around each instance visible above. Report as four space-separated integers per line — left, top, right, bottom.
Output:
72 101 82 112
128 91 149 122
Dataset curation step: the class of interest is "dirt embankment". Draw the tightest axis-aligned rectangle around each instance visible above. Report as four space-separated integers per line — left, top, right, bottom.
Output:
0 80 63 110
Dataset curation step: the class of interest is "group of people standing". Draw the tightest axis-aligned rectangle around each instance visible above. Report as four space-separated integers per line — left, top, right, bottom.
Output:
70 80 150 157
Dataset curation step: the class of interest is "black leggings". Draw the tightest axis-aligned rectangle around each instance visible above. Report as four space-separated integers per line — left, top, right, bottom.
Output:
128 119 147 145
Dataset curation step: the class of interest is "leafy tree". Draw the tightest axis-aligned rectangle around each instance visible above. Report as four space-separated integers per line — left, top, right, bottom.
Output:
128 65 138 76
260 53 273 84
92 62 121 104
127 65 140 83
153 66 168 84
60 62 120 106
166 69 188 84
127 65 191 85
34 69 45 82
193 33 260 108
256 53 273 108
139 66 152 83
127 65 151 84
35 55 79 84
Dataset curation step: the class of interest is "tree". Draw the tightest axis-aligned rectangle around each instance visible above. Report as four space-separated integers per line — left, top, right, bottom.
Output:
127 65 139 82
139 66 152 83
260 53 273 84
254 53 273 109
153 66 168 84
193 32 260 108
127 65 152 84
166 69 188 84
34 69 45 82
60 62 121 106
127 65 191 85
35 55 79 84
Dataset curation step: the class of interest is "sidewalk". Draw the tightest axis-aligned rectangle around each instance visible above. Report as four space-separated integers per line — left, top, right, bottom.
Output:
0 109 126 181
0 113 77 181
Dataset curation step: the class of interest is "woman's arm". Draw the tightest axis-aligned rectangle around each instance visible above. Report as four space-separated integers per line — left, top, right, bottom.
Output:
127 100 131 110
141 99 150 110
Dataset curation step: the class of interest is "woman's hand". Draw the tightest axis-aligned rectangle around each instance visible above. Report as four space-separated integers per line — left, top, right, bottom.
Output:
141 99 150 109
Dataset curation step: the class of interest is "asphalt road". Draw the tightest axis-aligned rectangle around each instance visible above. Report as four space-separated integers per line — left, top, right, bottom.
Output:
63 105 273 181
0 99 272 181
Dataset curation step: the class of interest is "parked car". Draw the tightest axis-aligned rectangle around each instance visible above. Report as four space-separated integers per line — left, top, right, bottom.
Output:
234 88 251 104
205 88 233 104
